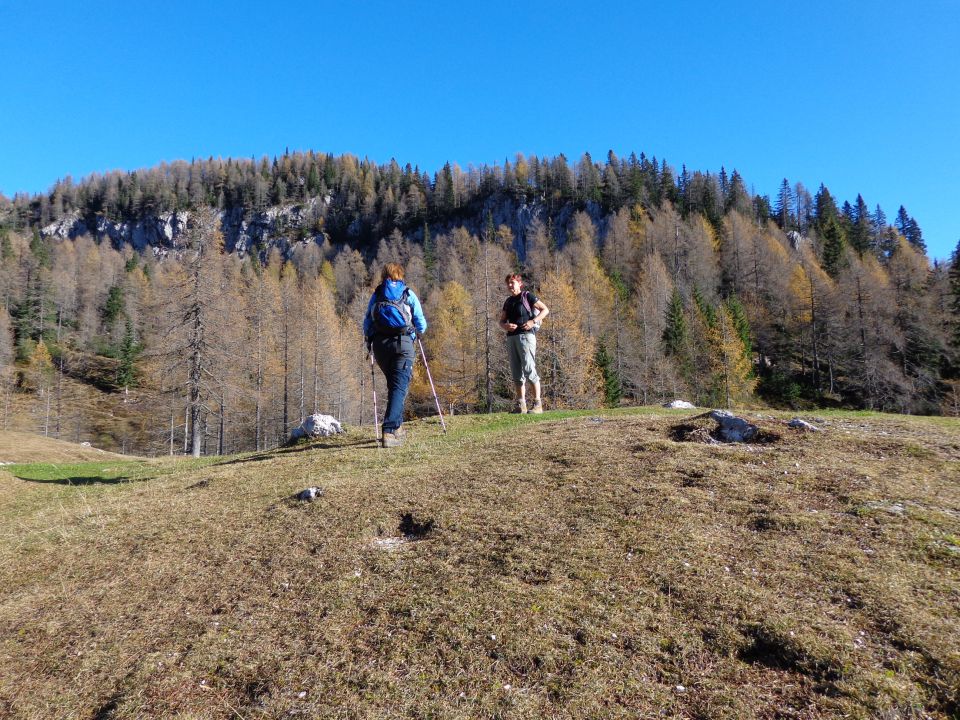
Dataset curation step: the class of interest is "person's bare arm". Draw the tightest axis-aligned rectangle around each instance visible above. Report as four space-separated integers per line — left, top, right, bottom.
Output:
520 300 549 331
500 308 517 332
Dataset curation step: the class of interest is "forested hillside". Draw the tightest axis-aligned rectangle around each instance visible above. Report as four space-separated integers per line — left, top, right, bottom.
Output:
0 151 958 455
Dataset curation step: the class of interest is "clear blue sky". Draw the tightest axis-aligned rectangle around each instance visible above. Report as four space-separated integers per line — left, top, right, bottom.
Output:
2 0 958 260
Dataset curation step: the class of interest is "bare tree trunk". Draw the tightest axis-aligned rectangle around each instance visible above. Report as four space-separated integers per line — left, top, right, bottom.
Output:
808 273 821 391
673 224 681 280
298 321 305 421
337 325 343 422
855 275 871 407
483 242 493 412
255 312 263 452
313 300 321 414
282 314 289 436
359 346 365 427
218 386 225 456
55 358 63 439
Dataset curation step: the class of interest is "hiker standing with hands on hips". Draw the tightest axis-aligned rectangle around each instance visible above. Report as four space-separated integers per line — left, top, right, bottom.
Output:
500 274 549 414
363 263 427 447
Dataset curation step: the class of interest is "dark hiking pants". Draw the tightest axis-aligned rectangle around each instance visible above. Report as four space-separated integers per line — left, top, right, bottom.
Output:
371 334 415 433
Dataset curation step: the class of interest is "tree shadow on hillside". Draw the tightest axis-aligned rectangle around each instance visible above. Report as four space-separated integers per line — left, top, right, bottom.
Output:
213 438 376 467
17 475 136 486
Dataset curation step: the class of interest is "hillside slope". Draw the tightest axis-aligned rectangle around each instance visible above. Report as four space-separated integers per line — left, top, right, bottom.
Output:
0 430 127 464
0 409 958 719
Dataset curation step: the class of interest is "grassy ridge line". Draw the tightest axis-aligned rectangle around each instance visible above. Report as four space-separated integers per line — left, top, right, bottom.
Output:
0 409 957 718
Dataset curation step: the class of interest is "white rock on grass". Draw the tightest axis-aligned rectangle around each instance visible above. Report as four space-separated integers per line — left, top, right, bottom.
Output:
709 410 758 442
788 418 821 432
663 400 696 409
295 487 324 502
290 413 344 441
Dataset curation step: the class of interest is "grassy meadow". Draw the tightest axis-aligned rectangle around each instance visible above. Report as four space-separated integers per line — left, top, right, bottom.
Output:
0 408 958 719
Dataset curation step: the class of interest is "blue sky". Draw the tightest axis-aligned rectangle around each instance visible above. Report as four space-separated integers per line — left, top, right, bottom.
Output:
2 0 958 259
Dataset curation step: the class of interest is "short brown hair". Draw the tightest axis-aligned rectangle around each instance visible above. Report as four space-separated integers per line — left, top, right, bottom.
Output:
382 263 405 282
505 273 523 284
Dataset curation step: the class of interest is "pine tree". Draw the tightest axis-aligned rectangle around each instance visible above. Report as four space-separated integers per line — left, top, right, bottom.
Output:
814 184 840 228
595 338 623 407
950 239 960 348
726 295 753 363
662 289 693 393
849 194 872 255
820 217 846 277
775 178 794 229
663 289 688 357
102 284 125 328
116 316 139 390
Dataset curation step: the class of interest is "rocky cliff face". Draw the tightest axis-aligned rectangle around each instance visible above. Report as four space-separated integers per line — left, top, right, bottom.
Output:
41 197 330 256
40 193 610 260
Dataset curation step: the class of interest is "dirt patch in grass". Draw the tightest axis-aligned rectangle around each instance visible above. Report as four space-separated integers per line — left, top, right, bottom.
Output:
669 416 782 444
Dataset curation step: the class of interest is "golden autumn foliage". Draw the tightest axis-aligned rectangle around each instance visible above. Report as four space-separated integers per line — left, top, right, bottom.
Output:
538 268 602 409
707 305 756 408
419 281 480 412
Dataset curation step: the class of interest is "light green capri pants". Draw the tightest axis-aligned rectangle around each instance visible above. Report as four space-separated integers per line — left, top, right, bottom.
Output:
507 332 539 384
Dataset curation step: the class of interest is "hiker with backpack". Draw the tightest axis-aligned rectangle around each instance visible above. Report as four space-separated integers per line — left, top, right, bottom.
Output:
500 274 549 414
363 263 428 447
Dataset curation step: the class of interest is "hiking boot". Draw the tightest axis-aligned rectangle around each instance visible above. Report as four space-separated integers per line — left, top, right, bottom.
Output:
393 425 407 439
530 399 544 414
511 399 527 414
381 432 402 448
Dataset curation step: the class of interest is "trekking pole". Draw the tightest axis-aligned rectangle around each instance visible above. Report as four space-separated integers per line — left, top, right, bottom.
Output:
369 351 381 447
416 336 447 434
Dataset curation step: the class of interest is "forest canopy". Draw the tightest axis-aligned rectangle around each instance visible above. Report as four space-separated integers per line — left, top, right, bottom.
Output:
0 150 957 455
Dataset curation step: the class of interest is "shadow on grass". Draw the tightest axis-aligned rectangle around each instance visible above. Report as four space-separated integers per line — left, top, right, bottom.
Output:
213 437 377 466
17 475 136 486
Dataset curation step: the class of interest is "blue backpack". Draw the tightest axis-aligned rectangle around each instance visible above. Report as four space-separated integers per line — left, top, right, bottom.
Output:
372 284 414 336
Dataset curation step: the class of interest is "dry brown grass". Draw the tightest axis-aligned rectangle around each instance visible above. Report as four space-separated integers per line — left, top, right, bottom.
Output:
0 430 128 464
0 409 957 719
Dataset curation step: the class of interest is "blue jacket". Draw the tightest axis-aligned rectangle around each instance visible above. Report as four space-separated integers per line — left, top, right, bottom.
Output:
363 279 427 339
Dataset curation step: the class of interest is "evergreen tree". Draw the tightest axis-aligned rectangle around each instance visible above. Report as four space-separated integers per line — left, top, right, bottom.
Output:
0 228 12 262
894 205 925 251
692 286 717 327
753 195 772 225
595 338 623 407
820 217 846 277
102 285 125 327
29 229 51 269
849 194 872 255
813 184 840 228
895 206 911 238
905 218 925 252
422 222 436 282
726 295 753 364
775 178 794 229
726 170 751 215
662 288 693 391
950 239 960 348
116 316 139 389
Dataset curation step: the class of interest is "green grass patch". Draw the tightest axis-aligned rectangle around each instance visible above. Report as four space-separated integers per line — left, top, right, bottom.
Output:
6 455 222 485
